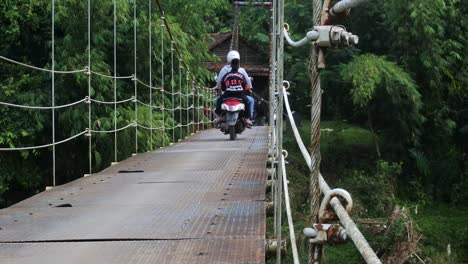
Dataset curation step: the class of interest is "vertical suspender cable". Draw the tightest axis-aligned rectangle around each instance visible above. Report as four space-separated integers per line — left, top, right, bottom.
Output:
309 0 323 263
186 71 189 136
276 0 286 262
113 0 117 162
178 59 182 140
51 0 56 186
170 41 175 142
191 81 195 133
196 86 200 131
271 0 278 237
134 0 138 154
87 0 92 174
149 0 153 150
281 154 300 264
160 16 165 146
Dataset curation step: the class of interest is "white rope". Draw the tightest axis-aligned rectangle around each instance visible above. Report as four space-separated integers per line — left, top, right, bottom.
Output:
283 87 312 167
137 123 165 130
90 122 135 134
136 78 162 90
90 70 134 79
0 130 87 151
0 56 86 74
90 97 134 105
162 90 181 96
0 98 86 110
283 86 382 264
281 154 300 264
136 99 163 109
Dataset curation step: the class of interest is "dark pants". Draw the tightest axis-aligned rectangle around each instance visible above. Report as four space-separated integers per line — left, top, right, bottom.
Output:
215 91 251 119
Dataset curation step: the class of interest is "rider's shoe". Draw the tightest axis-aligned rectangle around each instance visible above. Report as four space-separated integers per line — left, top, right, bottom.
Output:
244 118 253 128
213 115 222 128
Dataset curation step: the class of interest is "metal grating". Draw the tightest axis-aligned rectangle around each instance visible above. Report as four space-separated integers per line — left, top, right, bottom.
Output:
0 127 269 263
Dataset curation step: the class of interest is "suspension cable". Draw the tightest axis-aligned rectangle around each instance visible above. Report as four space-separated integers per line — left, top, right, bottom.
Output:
90 70 134 79
136 99 163 109
90 122 135 134
0 130 87 151
89 97 134 105
280 154 300 264
0 56 86 74
0 98 86 110
136 78 162 90
283 86 382 264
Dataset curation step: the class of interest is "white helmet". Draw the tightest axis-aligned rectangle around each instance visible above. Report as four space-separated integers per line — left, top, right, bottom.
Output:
227 50 240 63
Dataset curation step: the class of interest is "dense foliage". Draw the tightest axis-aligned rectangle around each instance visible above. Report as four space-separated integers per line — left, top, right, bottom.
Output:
0 0 224 206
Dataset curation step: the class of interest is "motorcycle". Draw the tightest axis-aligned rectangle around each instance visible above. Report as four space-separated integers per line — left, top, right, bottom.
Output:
218 97 247 140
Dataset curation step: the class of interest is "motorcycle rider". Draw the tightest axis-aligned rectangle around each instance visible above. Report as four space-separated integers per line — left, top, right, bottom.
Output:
214 52 253 127
215 50 255 120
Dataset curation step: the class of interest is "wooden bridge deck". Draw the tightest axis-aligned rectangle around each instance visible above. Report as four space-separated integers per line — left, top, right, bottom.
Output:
0 127 269 264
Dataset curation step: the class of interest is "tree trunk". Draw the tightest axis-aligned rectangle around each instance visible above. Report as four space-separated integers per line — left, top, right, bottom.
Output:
368 109 382 159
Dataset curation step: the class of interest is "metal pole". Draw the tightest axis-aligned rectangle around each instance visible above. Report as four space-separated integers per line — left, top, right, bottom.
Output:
270 0 278 238
179 59 182 140
51 0 56 186
161 17 165 146
149 0 153 150
87 0 92 174
134 0 138 154
171 41 175 142
113 0 117 162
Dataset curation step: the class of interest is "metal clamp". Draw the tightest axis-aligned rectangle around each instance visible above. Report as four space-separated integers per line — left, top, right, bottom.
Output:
319 188 353 222
282 149 289 159
282 80 290 90
304 223 347 244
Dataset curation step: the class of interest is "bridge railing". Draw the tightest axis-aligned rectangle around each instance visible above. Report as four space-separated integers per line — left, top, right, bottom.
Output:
268 0 382 263
0 0 214 187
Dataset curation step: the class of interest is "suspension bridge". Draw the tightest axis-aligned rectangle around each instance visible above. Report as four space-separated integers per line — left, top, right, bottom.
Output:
0 0 382 263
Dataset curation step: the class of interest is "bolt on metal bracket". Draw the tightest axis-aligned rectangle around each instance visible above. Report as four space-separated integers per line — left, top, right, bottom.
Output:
304 223 347 244
284 23 358 48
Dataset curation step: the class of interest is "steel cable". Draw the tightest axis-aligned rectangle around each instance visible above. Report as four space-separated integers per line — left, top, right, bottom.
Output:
0 130 87 151
0 98 86 110
0 56 86 74
283 86 382 264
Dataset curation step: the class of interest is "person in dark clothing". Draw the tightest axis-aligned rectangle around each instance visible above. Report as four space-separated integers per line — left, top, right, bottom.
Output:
214 58 252 127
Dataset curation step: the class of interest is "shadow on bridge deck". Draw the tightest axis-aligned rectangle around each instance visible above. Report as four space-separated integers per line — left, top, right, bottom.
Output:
0 127 269 264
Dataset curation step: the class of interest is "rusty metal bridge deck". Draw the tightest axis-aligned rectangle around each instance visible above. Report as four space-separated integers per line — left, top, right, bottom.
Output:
0 127 269 264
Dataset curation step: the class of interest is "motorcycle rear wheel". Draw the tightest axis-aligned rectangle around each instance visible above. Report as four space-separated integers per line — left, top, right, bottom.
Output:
229 125 236 140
